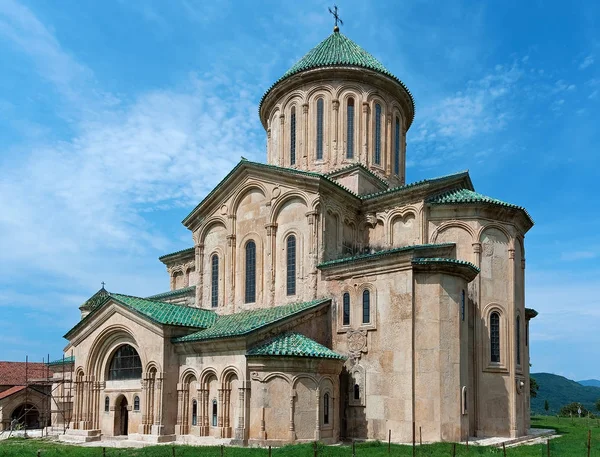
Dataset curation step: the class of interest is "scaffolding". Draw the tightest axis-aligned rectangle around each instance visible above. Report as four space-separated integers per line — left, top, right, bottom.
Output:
0 352 73 439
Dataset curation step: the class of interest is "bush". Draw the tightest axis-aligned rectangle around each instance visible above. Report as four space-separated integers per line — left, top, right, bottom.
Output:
559 402 595 417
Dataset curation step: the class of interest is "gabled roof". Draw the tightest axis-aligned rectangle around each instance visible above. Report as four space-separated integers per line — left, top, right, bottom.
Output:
146 286 196 301
158 247 195 263
427 188 534 224
173 298 330 343
259 30 415 126
0 362 51 386
318 243 455 268
0 385 26 400
247 333 345 360
66 291 216 339
325 163 389 189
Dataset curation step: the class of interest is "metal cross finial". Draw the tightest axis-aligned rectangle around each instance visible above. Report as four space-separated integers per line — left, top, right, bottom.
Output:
328 5 343 31
101 281 106 289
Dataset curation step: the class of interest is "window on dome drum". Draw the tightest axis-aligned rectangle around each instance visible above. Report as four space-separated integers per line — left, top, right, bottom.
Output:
212 400 217 427
245 241 256 303
211 254 219 308
104 396 109 413
108 344 142 380
461 290 466 322
192 400 197 426
343 293 350 326
374 104 382 165
316 98 324 160
290 106 296 165
323 393 330 425
286 235 296 295
354 383 360 400
394 116 400 175
347 98 355 159
516 315 521 366
490 312 500 363
134 396 140 411
362 290 370 324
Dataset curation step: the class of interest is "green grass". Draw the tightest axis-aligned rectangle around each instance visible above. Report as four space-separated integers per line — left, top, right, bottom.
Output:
2 416 600 457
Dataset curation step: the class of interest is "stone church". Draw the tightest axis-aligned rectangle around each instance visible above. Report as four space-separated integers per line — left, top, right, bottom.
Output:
57 25 537 445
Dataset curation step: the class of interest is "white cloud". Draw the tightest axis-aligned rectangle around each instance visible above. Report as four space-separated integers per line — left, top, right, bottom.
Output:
579 55 594 70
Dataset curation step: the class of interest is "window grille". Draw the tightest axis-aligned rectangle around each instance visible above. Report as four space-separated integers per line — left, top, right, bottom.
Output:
290 107 296 165
134 396 140 411
245 241 256 303
211 254 219 308
324 393 330 425
347 98 354 159
316 98 324 160
374 104 382 165
108 344 142 380
516 315 521 365
394 116 400 175
343 293 350 326
461 290 466 321
212 400 217 427
286 235 296 295
192 400 197 426
362 290 370 324
490 312 500 363
104 396 109 412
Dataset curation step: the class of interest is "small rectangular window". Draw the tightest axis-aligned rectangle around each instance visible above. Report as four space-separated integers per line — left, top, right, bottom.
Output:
461 290 465 322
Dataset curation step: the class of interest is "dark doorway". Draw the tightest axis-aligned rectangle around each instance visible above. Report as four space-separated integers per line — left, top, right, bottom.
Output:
11 403 40 429
115 396 129 436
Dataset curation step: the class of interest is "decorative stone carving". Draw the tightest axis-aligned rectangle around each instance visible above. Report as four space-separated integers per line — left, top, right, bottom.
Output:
250 372 262 381
347 329 367 362
483 242 494 257
220 205 228 215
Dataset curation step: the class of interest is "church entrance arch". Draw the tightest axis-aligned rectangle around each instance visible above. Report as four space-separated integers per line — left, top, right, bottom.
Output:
114 396 129 436
11 403 40 429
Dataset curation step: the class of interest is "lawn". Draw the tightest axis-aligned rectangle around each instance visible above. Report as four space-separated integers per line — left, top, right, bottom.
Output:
2 416 600 457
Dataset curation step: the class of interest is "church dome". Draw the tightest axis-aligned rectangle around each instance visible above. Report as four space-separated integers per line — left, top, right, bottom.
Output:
260 29 415 125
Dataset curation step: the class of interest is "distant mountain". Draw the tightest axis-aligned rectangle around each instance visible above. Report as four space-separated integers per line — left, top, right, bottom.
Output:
578 379 600 388
531 373 600 415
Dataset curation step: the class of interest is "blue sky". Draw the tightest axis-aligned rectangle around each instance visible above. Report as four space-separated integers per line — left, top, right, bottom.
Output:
0 0 598 379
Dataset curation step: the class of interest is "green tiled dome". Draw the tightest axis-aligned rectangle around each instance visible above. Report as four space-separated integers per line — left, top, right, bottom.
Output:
260 30 415 121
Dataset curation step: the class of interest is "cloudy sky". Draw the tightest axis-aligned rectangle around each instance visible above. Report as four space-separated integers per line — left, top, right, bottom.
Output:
0 0 598 379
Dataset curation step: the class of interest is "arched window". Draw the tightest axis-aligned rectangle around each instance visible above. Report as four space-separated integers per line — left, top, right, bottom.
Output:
343 292 350 326
134 395 140 411
362 290 370 324
374 103 382 165
347 98 355 159
211 254 219 308
461 290 466 322
104 396 110 412
394 116 400 175
462 386 468 414
286 235 296 296
354 383 360 400
245 241 256 303
516 315 521 366
290 106 296 165
212 399 218 427
323 393 330 425
192 400 198 426
316 98 324 160
490 312 500 363
108 344 142 380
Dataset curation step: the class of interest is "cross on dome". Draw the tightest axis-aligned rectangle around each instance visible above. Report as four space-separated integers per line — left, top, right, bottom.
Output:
328 5 343 32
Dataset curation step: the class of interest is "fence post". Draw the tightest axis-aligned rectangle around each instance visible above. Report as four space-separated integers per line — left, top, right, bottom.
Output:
502 442 507 457
37 451 40 457
547 438 550 457
412 422 416 457
452 442 456 457
388 429 391 454
588 430 591 457
268 445 272 457
313 441 317 457
172 445 176 457
221 444 224 457
352 440 356 457
103 447 106 457
419 426 422 445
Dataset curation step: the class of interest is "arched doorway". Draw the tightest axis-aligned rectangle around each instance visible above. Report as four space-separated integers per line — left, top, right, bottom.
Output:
115 396 129 436
11 403 40 429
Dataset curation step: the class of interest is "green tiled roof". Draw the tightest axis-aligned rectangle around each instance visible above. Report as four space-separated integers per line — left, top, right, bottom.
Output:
159 247 195 262
361 170 471 200
147 286 196 301
47 355 75 366
173 298 330 343
325 163 389 188
260 30 415 126
65 291 216 339
79 287 110 310
318 243 455 268
247 333 345 360
411 257 480 273
525 308 539 319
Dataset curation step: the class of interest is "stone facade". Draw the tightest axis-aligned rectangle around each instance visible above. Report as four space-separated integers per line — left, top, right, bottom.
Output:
56 27 536 445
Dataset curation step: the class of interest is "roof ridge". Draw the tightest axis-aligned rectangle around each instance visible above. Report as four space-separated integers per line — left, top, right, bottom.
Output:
360 170 470 200
325 162 390 187
158 246 195 262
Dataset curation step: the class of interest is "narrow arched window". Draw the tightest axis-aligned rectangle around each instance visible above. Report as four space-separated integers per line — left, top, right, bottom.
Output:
104 396 110 412
316 98 324 160
245 241 256 303
347 98 355 159
212 399 217 427
343 293 350 326
394 116 400 175
354 384 360 400
362 290 370 324
108 344 142 380
374 103 382 165
286 235 296 296
211 254 219 308
324 393 330 425
516 315 521 366
461 290 466 322
290 106 296 165
490 312 500 363
134 395 140 411
192 400 197 426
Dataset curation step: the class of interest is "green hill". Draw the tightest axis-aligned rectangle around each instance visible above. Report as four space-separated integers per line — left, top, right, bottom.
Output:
531 372 600 415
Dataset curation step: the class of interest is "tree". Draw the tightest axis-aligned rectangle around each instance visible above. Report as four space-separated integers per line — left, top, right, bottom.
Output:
560 402 591 417
544 400 549 412
596 398 600 412
530 376 539 398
